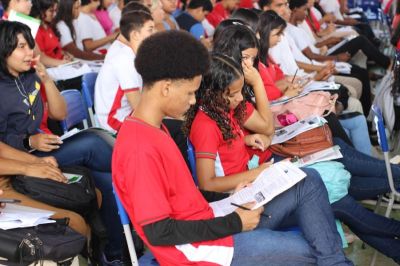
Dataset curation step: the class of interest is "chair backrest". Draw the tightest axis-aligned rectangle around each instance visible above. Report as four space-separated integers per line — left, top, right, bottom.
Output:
112 185 139 265
81 72 98 108
186 139 199 186
371 104 400 197
60 89 88 133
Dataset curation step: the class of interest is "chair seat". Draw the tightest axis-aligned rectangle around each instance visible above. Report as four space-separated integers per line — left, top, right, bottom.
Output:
138 251 159 266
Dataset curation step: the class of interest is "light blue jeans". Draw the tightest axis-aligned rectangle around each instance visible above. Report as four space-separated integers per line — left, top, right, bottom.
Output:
338 114 372 156
231 169 353 266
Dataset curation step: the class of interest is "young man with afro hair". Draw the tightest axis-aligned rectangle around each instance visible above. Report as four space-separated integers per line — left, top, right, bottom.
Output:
112 30 352 265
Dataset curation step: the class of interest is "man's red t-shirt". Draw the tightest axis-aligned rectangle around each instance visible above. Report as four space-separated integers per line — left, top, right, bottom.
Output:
206 2 229 28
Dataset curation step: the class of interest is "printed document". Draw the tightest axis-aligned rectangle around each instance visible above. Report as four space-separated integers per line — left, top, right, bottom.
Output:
291 145 343 167
210 161 306 217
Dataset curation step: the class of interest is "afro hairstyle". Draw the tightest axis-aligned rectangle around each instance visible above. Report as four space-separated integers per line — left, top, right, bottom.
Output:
135 30 210 86
288 0 307 10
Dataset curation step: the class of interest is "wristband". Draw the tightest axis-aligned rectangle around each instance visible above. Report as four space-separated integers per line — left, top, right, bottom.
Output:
23 135 31 150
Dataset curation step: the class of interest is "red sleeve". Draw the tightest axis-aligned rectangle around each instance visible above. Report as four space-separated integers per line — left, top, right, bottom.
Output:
244 101 255 122
189 112 221 160
35 27 45 52
39 84 52 134
124 148 173 226
258 62 283 101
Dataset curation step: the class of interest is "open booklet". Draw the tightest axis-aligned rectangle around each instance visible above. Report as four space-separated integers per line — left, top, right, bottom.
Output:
291 145 343 167
210 161 307 217
271 116 328 145
0 204 55 230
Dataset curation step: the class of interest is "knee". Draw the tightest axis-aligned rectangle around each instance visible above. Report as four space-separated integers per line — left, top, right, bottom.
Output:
301 168 325 189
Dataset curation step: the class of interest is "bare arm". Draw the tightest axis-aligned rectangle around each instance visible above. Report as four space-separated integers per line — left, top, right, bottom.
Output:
82 32 118 52
63 42 105 60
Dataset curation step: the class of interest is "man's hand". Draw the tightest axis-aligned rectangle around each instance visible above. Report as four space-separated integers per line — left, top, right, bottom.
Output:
29 133 63 152
335 52 351 62
34 156 58 167
235 202 263 231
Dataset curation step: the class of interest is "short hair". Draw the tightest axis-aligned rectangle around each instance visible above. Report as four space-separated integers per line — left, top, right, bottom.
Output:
187 0 213 12
289 0 307 10
0 0 11 10
258 0 273 9
231 8 259 32
0 21 35 77
135 30 210 86
124 0 142 6
81 0 91 6
121 1 149 15
120 8 152 40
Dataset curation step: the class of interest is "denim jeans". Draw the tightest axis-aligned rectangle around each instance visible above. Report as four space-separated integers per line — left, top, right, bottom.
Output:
34 128 124 259
338 115 372 156
334 137 400 200
332 195 400 262
232 168 352 266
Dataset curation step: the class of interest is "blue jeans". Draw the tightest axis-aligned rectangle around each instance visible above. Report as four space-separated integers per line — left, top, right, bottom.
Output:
338 115 372 156
334 137 400 200
331 195 400 262
232 168 352 266
34 128 124 259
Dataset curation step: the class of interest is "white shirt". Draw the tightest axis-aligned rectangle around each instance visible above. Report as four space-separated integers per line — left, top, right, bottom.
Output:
108 5 121 31
319 0 344 20
286 23 320 54
74 12 110 52
94 40 142 133
57 21 75 48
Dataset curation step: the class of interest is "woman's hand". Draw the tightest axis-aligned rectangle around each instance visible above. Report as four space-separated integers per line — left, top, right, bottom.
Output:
34 156 58 167
284 83 303 97
242 61 263 87
23 163 66 183
245 134 268 151
29 133 63 152
32 55 51 83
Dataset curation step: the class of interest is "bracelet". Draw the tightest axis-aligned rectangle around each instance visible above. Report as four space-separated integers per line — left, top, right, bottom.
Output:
23 135 31 150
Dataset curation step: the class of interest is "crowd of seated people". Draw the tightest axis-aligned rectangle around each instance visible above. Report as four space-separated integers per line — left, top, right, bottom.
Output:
0 0 400 265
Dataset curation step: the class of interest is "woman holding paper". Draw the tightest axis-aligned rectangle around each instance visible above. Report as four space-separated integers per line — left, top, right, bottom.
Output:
0 21 126 264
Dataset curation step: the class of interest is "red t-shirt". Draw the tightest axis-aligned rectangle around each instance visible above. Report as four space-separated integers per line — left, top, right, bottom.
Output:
190 102 271 177
36 26 64 60
258 61 285 101
113 117 234 265
206 3 229 28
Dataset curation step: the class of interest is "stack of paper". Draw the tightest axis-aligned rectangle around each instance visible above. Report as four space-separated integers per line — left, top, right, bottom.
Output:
210 161 307 217
271 116 328 145
302 81 340 93
47 61 93 81
291 146 343 167
0 204 55 230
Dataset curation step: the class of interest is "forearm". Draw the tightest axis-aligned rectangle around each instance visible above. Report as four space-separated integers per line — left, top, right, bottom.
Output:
34 44 64 67
199 168 262 193
83 35 114 52
143 212 242 246
297 61 323 72
42 79 67 120
200 189 230 202
252 80 273 135
0 158 30 176
0 142 37 163
63 44 105 60
303 49 335 62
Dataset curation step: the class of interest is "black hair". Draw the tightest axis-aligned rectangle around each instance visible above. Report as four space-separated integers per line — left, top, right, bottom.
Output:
135 30 210 86
231 8 259 32
289 0 307 10
257 10 286 66
54 0 78 41
121 1 149 16
120 9 152 40
187 0 213 12
30 0 57 21
213 24 259 68
0 0 11 10
0 21 35 77
124 0 141 5
213 18 251 42
81 0 91 6
184 54 246 141
258 0 272 9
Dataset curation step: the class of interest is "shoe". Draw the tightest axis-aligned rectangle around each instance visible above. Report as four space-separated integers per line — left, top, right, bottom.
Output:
101 253 128 266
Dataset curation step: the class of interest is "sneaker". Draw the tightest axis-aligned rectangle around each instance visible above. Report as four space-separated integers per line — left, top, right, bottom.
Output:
102 253 128 266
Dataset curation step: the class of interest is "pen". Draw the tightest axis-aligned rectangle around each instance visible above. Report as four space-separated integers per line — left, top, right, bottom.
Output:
291 69 298 84
230 202 271 218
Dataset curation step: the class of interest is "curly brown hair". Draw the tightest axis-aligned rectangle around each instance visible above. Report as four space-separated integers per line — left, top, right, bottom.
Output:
184 54 247 142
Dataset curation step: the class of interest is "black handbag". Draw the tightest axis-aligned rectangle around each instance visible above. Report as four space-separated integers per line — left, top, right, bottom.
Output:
11 166 97 218
0 219 86 265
